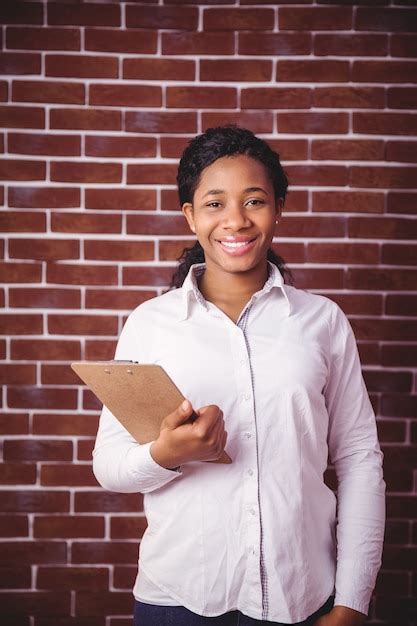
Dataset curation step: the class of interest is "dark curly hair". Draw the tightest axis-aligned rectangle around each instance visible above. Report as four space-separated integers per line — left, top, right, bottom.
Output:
170 125 293 288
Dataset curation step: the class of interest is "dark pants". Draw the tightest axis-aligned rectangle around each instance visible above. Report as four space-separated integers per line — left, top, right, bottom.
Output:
133 594 334 626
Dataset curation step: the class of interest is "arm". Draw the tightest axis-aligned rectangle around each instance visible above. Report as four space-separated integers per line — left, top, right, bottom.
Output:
92 313 183 494
323 304 386 619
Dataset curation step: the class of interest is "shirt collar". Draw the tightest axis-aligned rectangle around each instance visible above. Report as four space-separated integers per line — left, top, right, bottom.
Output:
177 261 291 321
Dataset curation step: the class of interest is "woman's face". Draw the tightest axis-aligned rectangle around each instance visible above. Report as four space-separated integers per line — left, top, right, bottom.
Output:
182 154 282 278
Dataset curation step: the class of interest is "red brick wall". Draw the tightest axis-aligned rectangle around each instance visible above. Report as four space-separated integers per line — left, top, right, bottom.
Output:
1 2 416 624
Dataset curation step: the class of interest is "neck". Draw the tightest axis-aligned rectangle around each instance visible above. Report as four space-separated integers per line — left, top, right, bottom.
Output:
198 260 269 306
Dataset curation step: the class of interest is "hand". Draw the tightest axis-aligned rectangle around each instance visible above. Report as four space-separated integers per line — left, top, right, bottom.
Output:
312 606 366 626
150 399 228 469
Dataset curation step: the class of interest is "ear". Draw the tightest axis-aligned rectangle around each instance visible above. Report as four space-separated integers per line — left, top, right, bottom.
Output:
182 202 196 233
275 197 284 221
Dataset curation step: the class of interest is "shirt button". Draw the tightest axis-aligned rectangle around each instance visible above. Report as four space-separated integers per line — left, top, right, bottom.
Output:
244 432 252 439
247 469 254 477
250 508 256 516
243 393 250 401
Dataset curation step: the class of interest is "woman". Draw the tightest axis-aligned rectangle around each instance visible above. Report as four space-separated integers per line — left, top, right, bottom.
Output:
93 125 385 626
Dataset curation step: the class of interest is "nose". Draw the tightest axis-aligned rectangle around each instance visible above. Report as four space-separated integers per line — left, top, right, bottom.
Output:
222 203 251 230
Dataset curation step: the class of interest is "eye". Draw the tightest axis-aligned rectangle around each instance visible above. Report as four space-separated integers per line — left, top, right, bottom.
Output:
246 198 264 207
205 201 222 209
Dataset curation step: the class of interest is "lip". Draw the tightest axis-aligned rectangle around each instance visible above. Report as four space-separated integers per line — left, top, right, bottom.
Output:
215 236 258 257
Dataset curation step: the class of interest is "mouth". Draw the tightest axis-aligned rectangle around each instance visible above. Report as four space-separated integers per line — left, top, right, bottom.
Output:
215 236 258 256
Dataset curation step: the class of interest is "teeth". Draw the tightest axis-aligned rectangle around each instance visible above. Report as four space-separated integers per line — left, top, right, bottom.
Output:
220 240 253 248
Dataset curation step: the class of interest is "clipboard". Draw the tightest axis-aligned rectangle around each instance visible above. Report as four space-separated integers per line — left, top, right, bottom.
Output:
71 360 232 465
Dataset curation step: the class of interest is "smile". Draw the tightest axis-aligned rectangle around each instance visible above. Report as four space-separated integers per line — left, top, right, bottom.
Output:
216 237 257 256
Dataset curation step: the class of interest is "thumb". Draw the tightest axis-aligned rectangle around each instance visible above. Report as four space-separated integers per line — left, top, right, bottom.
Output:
162 399 193 430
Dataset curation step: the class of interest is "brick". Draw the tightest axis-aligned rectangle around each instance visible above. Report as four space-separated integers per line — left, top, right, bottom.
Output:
85 135 156 158
9 238 79 260
6 26 80 51
77 438 95 460
110 516 147 539
75 591 132 616
113 566 136 589
9 132 81 157
0 105 44 128
313 87 384 109
204 8 273 30
312 140 384 161
356 8 417 32
391 34 417 57
83 390 102 412
36 619 104 626
354 113 417 136
307 243 378 265
34 515 104 539
123 265 187 287
387 87 417 109
364 370 412 393
0 210 46 231
127 215 191 236
280 7 352 30
7 386 78 410
0 566 31 588
127 164 177 185
278 112 348 134
85 188 155 211
41 364 81 386
277 60 349 82
89 84 161 108
72 542 138 564
51 162 122 184
0 364 36 384
0 591 70 616
290 268 344 290
50 108 121 131
313 191 383 214
241 88 311 109
385 294 417 316
48 3 120 27
0 262 41 283
41 464 98 487
347 269 417 291
375 597 417 621
85 340 117 360
159 239 198 262
202 111 273 134
85 28 156 54
0 313 42 335
0 159 45 181
239 32 311 55
125 110 196 134
11 339 80 360
84 240 154 262
47 263 118 286
382 395 416 418
37 567 108 591
85 289 154 311
48 314 118 336
353 61 417 83
348 217 417 239
124 58 194 81
0 463 36 484
382 344 417 367
383 544 417 567
377 421 406 444
9 186 80 208
354 318 417 342
200 59 271 82
46 54 118 79
126 5 198 29
0 3 43 25
314 34 387 56
0 413 29 435
51 212 122 233
382 243 417 265
284 165 348 187
0 81 7 101
0 491 69 513
160 136 195 159
0 52 41 75
4 439 72 462
322 294 383 316
75 491 143 513
162 32 234 55
387 192 417 214
13 80 84 105
10 288 81 309
0 515 29 538
33 413 98 436
268 140 308 162
386 141 417 162
350 166 417 189
167 86 236 109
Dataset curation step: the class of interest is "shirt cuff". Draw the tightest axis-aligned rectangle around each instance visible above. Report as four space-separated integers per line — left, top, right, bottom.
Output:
334 560 376 618
126 441 182 493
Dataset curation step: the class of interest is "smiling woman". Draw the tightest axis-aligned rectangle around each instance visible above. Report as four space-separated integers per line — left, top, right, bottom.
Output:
92 125 385 626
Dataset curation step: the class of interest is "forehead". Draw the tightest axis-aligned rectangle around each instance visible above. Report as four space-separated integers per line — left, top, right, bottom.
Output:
196 155 271 192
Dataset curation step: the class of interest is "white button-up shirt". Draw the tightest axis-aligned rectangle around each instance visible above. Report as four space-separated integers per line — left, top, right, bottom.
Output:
93 261 386 623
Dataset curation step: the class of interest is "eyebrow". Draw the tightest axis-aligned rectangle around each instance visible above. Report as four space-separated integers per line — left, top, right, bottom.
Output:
202 187 268 199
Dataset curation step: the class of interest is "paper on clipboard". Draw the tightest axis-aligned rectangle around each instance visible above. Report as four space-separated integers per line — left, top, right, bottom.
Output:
71 361 232 465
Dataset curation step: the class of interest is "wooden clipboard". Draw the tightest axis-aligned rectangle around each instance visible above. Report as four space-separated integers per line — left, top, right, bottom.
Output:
71 361 232 465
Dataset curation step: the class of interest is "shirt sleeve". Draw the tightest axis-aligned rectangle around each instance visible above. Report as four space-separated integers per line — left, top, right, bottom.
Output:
324 303 386 617
92 312 183 494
